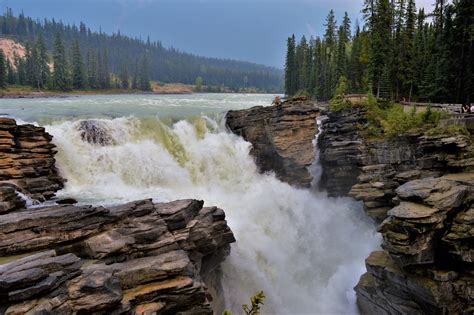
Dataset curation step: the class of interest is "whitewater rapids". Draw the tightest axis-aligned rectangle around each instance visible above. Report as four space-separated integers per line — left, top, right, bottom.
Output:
45 115 379 314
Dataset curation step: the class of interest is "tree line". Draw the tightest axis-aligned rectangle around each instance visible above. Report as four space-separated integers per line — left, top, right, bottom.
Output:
284 0 473 104
0 32 152 91
0 9 283 92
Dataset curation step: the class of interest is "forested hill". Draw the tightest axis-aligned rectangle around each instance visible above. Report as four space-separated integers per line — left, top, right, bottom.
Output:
284 0 473 104
0 9 283 92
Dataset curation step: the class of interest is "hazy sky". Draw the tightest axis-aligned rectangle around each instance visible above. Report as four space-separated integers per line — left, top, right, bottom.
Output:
1 0 435 68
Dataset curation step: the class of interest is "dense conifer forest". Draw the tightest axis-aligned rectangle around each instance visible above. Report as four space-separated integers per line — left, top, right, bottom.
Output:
284 0 473 104
0 9 283 92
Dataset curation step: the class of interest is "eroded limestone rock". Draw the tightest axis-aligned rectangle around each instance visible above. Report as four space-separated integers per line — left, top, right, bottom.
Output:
226 96 320 187
356 174 474 314
0 199 235 314
0 117 64 207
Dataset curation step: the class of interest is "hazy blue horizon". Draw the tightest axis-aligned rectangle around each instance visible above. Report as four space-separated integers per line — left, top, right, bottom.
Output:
1 0 435 68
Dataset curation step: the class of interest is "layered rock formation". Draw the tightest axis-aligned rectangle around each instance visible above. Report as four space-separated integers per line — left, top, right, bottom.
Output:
0 118 236 314
318 108 474 221
226 97 320 187
318 108 365 196
317 107 474 314
227 100 474 314
0 117 64 211
355 174 474 315
0 199 236 314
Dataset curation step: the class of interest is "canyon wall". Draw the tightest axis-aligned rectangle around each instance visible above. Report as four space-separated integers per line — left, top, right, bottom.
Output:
228 100 473 315
318 108 474 314
0 117 64 213
226 96 320 187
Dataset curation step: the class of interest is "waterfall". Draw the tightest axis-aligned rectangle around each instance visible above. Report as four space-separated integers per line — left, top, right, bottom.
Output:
46 115 379 314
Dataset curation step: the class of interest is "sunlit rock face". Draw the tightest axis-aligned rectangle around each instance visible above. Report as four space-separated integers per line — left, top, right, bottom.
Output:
0 117 64 209
226 96 320 188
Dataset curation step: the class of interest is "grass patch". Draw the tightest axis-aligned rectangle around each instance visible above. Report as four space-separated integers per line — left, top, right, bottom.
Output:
331 89 450 138
424 124 470 136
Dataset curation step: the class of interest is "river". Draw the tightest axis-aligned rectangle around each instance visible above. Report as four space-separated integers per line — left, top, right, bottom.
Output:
0 93 379 314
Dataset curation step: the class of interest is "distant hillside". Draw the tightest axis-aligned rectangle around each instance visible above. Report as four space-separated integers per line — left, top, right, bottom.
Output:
0 9 283 92
0 38 25 65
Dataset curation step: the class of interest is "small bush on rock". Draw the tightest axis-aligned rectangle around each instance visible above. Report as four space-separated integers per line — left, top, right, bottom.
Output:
222 291 266 315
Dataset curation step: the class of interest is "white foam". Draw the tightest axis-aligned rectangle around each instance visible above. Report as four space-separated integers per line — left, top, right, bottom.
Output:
46 115 379 314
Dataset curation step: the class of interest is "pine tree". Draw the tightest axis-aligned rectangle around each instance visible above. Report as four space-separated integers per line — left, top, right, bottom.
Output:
371 0 393 98
132 58 138 90
363 0 376 30
279 0 471 103
392 0 406 100
379 63 392 99
119 62 129 89
336 14 351 80
15 55 27 86
195 76 203 92
36 33 50 89
284 35 296 96
24 42 34 86
71 39 87 89
86 50 98 89
29 43 41 89
0 50 7 89
97 49 111 89
52 32 70 91
6 60 16 85
295 35 309 93
451 0 473 103
413 8 427 99
138 53 152 91
404 0 416 101
310 37 322 97
322 10 338 100
304 38 313 92
324 10 337 47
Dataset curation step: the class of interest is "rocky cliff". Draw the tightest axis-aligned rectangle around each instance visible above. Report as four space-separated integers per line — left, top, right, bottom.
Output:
355 173 473 315
0 199 235 314
227 100 474 314
0 119 236 314
226 97 320 187
317 108 474 314
318 108 474 221
0 117 64 213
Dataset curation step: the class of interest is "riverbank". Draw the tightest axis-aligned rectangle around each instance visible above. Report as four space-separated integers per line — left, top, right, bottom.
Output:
0 84 281 99
0 83 195 99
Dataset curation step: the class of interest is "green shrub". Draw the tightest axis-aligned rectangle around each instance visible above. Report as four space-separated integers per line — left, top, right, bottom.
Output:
422 105 444 125
329 76 352 111
295 89 310 97
222 291 265 315
379 104 423 136
359 97 445 138
424 124 470 136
